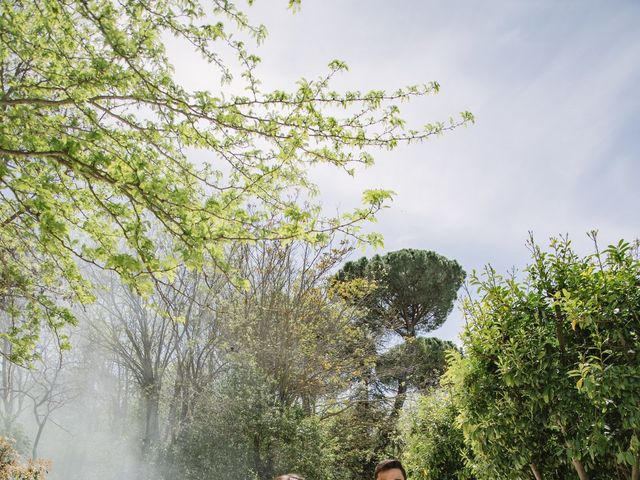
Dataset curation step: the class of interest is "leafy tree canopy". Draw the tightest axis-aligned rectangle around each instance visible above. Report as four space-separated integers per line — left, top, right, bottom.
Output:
0 1 472 360
335 249 465 337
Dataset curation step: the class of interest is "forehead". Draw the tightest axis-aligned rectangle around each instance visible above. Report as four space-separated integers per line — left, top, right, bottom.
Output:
377 468 405 480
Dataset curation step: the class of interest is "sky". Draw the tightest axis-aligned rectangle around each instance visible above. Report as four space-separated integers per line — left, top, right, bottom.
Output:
171 1 640 342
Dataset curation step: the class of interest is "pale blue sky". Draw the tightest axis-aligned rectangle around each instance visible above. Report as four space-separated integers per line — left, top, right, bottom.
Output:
172 1 640 341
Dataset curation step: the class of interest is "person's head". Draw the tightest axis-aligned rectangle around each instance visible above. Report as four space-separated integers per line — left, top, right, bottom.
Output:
275 475 305 480
374 459 406 480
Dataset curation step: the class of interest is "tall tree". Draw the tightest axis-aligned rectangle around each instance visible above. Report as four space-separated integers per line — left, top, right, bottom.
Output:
335 249 465 415
0 0 473 359
164 268 227 447
88 273 176 458
226 241 368 410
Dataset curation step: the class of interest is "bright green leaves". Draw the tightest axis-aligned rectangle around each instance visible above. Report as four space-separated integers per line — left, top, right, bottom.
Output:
460 111 475 123
402 389 473 480
1 0 471 360
0 231 91 363
448 235 640 479
327 59 349 72
361 188 394 209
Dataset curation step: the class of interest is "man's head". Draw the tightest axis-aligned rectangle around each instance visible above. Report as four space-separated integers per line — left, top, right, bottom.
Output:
374 459 406 480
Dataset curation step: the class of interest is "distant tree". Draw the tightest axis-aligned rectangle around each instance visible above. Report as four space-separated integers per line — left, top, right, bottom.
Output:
163 268 228 447
335 249 464 417
0 322 76 460
335 249 465 338
225 241 369 412
88 273 176 459
447 235 640 480
27 335 76 460
0 0 472 359
0 336 29 452
176 365 332 480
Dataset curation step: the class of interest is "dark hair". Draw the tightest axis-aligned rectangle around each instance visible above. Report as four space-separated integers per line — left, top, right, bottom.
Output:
275 475 305 480
374 459 406 480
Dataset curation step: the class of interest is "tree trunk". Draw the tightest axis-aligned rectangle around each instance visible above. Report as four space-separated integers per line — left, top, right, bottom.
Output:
31 413 49 460
572 459 589 480
166 367 184 445
631 458 639 480
380 373 407 455
391 373 408 418
141 382 161 457
530 463 543 480
252 433 273 480
302 393 313 416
